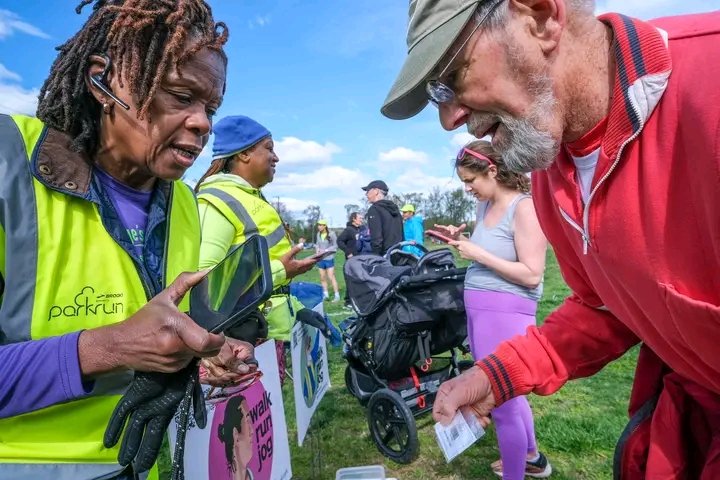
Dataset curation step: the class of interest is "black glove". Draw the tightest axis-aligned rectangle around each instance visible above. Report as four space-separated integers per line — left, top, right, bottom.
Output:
103 362 206 474
295 307 331 338
225 309 268 345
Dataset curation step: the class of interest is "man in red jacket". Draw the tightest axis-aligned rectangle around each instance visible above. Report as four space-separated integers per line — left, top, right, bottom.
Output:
382 0 720 478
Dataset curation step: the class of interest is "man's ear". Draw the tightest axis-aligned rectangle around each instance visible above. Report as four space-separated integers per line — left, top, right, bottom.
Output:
85 54 111 105
508 0 565 55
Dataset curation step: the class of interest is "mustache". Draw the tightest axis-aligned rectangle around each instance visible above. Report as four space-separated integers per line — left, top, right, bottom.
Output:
467 112 500 138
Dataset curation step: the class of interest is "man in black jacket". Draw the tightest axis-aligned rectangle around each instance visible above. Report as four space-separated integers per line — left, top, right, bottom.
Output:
362 180 403 255
337 212 365 308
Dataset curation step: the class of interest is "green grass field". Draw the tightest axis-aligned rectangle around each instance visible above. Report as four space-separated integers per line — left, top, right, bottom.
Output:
161 245 637 479
284 246 637 480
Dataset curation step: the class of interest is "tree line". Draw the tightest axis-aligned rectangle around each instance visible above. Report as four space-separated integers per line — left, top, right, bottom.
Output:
279 187 475 243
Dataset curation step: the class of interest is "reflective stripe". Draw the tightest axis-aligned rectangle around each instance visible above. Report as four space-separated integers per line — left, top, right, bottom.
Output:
0 463 121 480
266 224 287 248
0 463 151 480
91 370 133 396
0 115 39 342
200 187 257 232
201 187 287 247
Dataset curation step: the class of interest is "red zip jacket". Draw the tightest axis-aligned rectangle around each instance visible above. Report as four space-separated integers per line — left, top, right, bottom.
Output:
476 12 720 479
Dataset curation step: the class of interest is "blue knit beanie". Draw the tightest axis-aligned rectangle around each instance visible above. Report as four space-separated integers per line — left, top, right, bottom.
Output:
212 115 271 160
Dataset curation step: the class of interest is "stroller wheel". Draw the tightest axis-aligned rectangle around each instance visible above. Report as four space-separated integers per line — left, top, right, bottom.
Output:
366 388 419 464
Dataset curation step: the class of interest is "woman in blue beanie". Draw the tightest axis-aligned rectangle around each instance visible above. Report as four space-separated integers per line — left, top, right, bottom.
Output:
194 116 317 382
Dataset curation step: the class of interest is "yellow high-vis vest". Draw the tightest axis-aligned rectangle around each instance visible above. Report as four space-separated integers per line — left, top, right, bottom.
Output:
197 179 296 340
0 115 200 480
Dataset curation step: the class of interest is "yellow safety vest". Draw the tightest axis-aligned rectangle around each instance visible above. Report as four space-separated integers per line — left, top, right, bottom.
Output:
197 179 296 340
0 115 200 479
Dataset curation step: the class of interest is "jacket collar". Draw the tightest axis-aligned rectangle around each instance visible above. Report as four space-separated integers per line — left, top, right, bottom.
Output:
596 13 673 161
199 173 263 196
33 127 93 199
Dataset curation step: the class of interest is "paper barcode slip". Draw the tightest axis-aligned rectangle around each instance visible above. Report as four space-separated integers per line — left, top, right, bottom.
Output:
434 410 486 463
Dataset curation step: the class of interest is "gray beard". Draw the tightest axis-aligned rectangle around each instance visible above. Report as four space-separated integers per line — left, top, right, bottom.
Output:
468 76 561 173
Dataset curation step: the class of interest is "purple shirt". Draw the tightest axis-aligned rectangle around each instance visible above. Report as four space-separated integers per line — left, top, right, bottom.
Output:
0 331 92 418
95 168 152 260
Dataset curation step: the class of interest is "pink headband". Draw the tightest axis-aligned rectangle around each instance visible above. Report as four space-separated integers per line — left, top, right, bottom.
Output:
457 147 495 167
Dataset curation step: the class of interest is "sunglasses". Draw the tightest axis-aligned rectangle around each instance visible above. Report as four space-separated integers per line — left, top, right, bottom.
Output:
457 147 495 167
426 0 505 107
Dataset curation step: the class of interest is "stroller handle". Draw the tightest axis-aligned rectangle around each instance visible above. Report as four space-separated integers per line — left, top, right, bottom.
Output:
397 267 467 289
383 240 429 259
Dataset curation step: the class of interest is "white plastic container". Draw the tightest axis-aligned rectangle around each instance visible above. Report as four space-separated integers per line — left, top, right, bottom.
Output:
335 465 386 480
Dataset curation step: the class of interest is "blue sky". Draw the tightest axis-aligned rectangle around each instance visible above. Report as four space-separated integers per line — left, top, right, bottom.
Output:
0 0 717 226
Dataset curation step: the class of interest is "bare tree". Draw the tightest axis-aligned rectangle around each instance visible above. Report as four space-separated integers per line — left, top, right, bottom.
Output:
301 204 322 242
344 203 360 218
444 188 474 225
275 200 295 225
418 187 474 226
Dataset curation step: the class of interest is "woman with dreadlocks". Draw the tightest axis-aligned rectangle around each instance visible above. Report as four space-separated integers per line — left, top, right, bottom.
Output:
0 1 256 479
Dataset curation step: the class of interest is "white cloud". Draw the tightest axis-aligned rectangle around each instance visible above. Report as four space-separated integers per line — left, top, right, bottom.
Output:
248 15 271 29
0 9 50 39
450 132 478 149
269 165 368 193
595 0 715 18
326 197 357 206
0 63 38 116
0 63 20 82
393 168 459 193
276 197 314 212
378 147 429 165
274 137 341 165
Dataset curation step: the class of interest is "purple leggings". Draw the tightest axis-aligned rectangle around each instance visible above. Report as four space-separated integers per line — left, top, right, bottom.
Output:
465 289 538 480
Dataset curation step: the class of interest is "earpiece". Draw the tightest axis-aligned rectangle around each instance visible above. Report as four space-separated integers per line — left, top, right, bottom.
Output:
88 53 130 111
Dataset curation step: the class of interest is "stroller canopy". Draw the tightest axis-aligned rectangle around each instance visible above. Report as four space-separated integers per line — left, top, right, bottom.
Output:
344 255 411 315
345 249 460 316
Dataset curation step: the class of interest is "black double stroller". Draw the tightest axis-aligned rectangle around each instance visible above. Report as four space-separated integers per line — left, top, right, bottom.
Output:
341 242 470 463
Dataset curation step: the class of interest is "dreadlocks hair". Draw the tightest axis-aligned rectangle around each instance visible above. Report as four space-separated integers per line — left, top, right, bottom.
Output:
455 140 531 194
37 0 229 155
193 156 230 192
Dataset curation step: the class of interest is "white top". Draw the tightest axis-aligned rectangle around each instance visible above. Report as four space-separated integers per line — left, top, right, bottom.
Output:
571 147 600 203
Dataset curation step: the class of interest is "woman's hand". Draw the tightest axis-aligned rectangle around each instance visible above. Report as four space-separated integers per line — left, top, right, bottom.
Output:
449 239 486 262
280 244 317 280
433 223 467 240
79 271 226 377
199 338 257 387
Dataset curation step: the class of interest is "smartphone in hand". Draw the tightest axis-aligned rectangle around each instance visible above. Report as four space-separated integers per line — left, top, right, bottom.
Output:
189 234 273 334
425 229 455 244
310 248 337 261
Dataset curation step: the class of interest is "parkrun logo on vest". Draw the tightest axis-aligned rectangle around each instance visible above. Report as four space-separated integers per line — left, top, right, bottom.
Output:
48 286 125 321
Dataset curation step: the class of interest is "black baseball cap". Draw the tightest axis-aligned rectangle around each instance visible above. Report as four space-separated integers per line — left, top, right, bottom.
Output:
361 180 389 192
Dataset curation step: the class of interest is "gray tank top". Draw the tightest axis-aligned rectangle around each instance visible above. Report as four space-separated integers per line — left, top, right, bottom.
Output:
464 194 543 301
